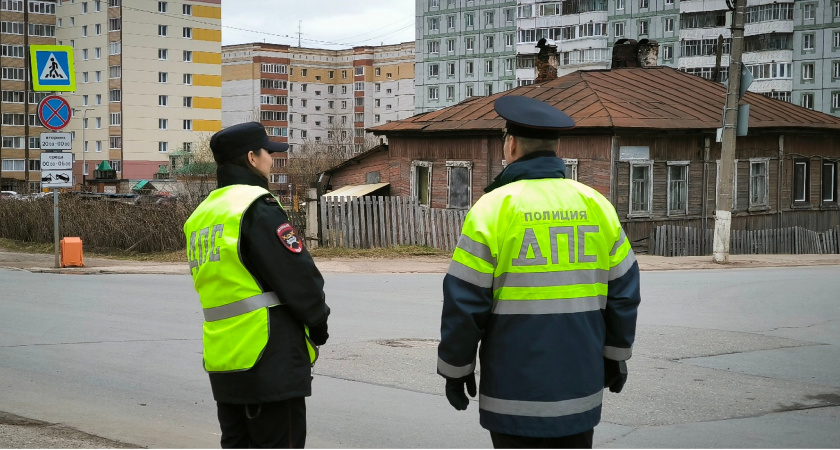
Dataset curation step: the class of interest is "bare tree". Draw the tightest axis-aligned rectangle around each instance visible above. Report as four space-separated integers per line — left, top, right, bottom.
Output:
172 132 216 206
286 121 380 198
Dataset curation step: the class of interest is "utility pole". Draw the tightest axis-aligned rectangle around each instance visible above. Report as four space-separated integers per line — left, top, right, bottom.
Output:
713 0 747 263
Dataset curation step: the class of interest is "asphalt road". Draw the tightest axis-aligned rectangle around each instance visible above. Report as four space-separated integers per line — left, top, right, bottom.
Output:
0 267 839 448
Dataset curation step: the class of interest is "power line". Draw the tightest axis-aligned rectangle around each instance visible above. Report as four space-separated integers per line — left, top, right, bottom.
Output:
120 4 414 48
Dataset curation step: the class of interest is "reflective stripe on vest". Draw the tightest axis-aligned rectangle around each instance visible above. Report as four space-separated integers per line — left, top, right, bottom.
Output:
204 291 284 322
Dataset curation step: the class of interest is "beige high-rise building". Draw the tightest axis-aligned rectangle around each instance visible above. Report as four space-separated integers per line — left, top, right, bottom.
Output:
0 0 58 193
222 42 415 196
56 0 221 185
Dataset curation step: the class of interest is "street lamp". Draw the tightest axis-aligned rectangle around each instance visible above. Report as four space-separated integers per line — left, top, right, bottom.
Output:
72 108 94 190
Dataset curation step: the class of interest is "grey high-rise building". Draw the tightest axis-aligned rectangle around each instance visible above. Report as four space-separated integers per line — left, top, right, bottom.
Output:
417 0 840 118
415 0 518 114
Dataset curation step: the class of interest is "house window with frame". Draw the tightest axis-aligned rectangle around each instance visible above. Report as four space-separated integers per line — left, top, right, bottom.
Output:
749 159 769 208
159 142 168 153
446 161 472 209
662 45 674 61
793 159 809 203
446 85 455 99
639 0 648 8
803 62 815 80
802 92 814 109
823 161 837 203
629 162 652 215
412 161 433 206
429 17 439 31
667 163 689 215
616 0 625 9
614 22 625 38
466 37 475 51
563 158 578 181
429 86 439 100
804 3 816 20
429 64 439 77
639 19 649 35
428 40 440 54
803 33 815 51
664 18 674 32
158 25 167 36
447 15 455 29
833 92 840 109
465 13 474 27
485 35 494 50
465 60 474 75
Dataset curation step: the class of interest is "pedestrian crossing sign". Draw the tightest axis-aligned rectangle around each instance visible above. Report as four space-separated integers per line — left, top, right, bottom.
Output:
30 45 76 92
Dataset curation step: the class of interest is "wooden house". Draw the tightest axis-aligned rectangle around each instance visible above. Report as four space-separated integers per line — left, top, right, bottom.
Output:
321 65 840 252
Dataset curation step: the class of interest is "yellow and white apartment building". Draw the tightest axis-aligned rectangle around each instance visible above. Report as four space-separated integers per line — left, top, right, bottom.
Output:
0 0 59 192
222 42 415 195
56 0 221 184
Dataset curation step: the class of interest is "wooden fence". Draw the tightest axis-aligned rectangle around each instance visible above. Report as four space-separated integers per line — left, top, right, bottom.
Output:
650 225 840 256
319 196 467 251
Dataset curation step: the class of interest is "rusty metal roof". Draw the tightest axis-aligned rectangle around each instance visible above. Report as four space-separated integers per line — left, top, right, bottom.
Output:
370 66 840 135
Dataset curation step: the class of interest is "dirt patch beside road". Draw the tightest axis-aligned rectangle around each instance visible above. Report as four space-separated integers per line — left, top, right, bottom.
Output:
0 412 139 449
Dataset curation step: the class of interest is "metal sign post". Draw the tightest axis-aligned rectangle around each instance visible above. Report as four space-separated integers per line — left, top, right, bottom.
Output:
41 152 73 268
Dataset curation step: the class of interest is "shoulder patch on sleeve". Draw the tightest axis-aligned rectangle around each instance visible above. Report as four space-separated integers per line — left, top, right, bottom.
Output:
276 223 304 253
264 196 279 205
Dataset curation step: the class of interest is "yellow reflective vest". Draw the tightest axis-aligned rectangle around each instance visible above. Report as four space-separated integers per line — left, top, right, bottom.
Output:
184 184 318 372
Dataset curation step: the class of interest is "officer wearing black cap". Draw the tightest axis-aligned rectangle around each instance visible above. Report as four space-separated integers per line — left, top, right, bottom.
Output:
184 122 330 448
437 96 641 448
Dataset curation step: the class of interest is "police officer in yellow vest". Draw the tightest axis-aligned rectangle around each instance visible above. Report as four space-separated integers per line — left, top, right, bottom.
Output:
438 96 641 449
184 122 330 448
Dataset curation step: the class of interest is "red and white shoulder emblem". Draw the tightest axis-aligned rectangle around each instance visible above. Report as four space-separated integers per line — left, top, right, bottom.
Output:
276 223 303 253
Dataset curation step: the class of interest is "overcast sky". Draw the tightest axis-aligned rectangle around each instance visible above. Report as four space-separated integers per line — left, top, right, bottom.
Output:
221 0 416 49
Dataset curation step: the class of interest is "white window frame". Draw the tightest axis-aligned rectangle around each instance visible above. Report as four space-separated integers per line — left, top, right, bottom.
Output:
793 159 809 203
749 158 770 209
666 161 690 216
411 161 434 207
446 161 473 209
822 161 838 203
563 158 578 181
629 161 653 217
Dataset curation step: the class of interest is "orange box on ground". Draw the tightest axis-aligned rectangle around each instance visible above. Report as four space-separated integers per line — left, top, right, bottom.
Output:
60 237 84 268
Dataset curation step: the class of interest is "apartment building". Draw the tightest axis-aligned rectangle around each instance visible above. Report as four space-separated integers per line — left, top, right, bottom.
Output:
56 0 222 184
222 42 415 194
415 0 517 114
0 0 57 193
416 0 840 118
608 0 840 115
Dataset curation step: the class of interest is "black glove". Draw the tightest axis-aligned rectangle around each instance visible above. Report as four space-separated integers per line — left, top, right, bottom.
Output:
445 373 477 411
604 358 628 393
309 321 328 346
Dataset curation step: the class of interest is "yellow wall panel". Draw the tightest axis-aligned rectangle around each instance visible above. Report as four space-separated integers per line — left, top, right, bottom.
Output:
195 97 222 109
194 5 222 19
195 51 222 65
195 28 222 42
194 120 222 132
195 74 222 87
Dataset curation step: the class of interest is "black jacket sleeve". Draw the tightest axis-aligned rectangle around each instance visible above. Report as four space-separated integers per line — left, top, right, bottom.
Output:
240 197 330 327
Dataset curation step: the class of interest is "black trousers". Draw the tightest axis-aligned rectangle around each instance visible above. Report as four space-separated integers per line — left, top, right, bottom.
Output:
217 398 306 448
490 428 594 449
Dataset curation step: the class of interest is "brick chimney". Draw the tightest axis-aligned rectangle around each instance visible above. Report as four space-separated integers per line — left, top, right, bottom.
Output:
612 38 659 68
534 38 558 83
